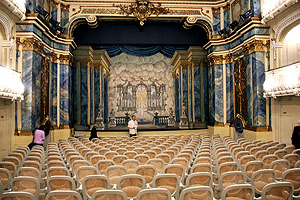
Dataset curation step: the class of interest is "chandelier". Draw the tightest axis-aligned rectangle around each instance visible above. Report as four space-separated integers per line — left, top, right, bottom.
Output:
117 0 169 26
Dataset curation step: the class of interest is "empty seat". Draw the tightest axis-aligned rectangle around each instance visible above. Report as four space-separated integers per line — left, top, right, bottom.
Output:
219 171 246 193
82 175 112 200
136 188 171 200
0 168 11 190
135 165 157 184
270 159 290 180
179 186 213 200
283 154 300 168
96 160 115 174
90 155 106 167
105 165 128 185
117 174 145 199
0 191 35 200
186 172 212 187
134 154 150 165
91 189 127 200
146 159 165 173
47 176 76 191
162 164 185 183
151 174 180 199
243 161 264 182
75 166 99 187
282 168 300 196
112 155 128 165
11 176 40 199
251 169 276 195
122 159 140 174
46 190 82 200
221 183 254 200
275 149 288 159
262 155 278 169
261 182 293 200
190 164 212 174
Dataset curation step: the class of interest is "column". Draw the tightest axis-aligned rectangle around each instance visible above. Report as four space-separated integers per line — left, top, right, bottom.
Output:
225 54 234 124
50 55 58 127
212 7 221 37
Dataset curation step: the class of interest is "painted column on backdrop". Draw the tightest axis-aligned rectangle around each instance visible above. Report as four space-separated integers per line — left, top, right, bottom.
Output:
212 7 221 36
90 66 94 124
246 54 253 126
94 67 101 119
193 62 201 122
50 59 57 126
225 55 234 124
81 63 88 124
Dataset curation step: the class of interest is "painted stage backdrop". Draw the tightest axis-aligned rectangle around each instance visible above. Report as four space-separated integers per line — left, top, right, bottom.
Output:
109 53 174 124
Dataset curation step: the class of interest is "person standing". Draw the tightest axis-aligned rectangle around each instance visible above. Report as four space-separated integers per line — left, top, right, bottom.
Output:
89 125 99 141
128 115 138 137
33 125 45 147
292 120 300 149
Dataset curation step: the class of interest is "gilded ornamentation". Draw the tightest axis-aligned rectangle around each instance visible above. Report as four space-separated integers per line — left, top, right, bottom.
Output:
245 40 270 55
225 54 233 64
16 37 44 54
212 7 220 14
86 15 98 28
207 55 223 66
61 4 70 11
116 0 169 26
41 56 51 123
60 54 73 65
80 7 200 16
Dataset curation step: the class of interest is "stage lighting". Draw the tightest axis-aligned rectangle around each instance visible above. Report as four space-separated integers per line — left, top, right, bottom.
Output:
240 9 254 21
229 20 239 30
35 5 49 18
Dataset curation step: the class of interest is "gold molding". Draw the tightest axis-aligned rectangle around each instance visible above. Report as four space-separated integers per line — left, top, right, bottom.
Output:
16 37 44 54
61 4 70 11
60 54 73 65
244 40 270 55
212 7 220 14
207 55 223 66
225 53 233 64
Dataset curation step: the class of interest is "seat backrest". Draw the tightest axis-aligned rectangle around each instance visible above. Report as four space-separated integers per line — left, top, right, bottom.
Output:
282 168 300 192
190 164 212 174
162 164 185 183
75 166 99 184
220 171 245 191
71 160 89 174
152 174 179 197
11 176 39 198
117 174 145 198
46 190 83 200
217 162 238 177
262 155 278 169
275 149 288 159
0 191 35 200
221 183 254 200
47 176 76 191
96 160 115 174
261 182 293 200
251 169 276 194
113 155 129 165
134 165 157 184
179 186 213 200
3 157 20 169
90 155 106 167
82 175 112 199
17 167 40 179
134 154 150 165
186 172 212 187
270 159 290 179
47 167 70 177
283 154 300 168
136 188 171 200
146 159 165 173
91 189 127 200
0 168 11 189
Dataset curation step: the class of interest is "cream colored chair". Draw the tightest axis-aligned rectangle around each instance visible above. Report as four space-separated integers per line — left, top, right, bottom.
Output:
221 184 254 200
117 174 146 199
46 190 82 200
0 191 35 200
261 182 293 200
91 189 127 200
151 174 180 199
82 175 112 200
47 176 76 192
105 165 128 185
179 186 213 200
96 160 115 175
251 169 276 195
136 188 171 200
134 165 157 185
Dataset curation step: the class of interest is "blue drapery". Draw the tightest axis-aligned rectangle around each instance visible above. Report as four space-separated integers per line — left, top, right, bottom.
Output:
93 45 189 58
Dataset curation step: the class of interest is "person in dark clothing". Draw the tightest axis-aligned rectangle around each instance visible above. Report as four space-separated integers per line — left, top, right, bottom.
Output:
292 121 300 149
89 125 99 141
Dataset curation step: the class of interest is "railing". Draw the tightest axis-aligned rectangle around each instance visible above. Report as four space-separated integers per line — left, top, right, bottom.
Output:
115 116 129 126
154 116 169 126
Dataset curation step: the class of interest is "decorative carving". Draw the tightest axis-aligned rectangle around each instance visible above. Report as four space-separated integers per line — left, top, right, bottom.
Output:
179 104 188 129
168 107 175 127
212 7 220 14
108 109 116 128
116 0 169 26
18 37 44 53
86 15 98 28
80 7 201 16
41 56 51 123
60 54 73 65
233 57 248 125
225 54 233 64
224 4 230 11
275 12 300 42
207 55 223 66
245 40 270 55
95 104 105 130
0 11 12 39
61 4 70 11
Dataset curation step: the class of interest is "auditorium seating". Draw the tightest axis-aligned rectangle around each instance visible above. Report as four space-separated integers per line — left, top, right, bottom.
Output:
0 134 300 199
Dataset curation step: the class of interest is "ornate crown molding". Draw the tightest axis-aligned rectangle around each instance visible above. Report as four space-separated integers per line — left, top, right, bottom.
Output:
116 0 169 26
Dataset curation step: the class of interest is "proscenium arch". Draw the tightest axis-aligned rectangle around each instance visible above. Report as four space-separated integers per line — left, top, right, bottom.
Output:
68 16 212 45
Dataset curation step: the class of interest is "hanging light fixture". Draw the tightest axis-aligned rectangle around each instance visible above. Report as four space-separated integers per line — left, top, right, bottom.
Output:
116 0 169 26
